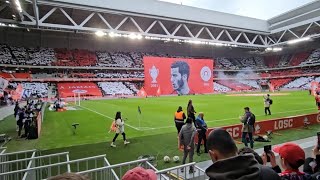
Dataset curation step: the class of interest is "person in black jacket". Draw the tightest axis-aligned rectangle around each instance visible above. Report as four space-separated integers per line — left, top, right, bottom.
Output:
187 100 196 121
206 129 280 180
195 112 207 156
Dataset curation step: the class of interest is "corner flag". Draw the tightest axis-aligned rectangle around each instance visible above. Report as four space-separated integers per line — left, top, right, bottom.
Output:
138 106 141 115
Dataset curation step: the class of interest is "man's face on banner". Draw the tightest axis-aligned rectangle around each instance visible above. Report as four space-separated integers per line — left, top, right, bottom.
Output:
171 67 184 91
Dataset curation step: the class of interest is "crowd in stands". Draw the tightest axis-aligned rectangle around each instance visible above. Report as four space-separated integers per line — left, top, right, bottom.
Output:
1 44 320 70
283 76 314 89
97 82 137 96
8 82 49 99
213 82 232 92
14 99 42 139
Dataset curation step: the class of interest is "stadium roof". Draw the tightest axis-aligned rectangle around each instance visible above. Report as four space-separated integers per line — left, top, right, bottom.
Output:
158 0 315 20
0 0 319 49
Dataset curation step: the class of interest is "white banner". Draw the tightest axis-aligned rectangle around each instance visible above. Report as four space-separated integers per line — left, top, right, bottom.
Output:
0 77 8 90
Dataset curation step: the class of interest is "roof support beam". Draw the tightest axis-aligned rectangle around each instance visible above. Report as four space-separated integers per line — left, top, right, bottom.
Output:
97 13 113 29
32 0 39 27
145 20 157 33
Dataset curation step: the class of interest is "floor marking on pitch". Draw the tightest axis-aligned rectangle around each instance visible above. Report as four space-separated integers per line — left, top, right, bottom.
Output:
79 105 140 131
205 108 316 123
143 108 317 131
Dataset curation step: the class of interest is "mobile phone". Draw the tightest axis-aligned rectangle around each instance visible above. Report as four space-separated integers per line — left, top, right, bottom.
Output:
317 132 320 150
264 145 272 162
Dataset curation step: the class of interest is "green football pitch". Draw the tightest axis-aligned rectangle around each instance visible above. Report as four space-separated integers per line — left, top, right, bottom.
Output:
1 90 320 168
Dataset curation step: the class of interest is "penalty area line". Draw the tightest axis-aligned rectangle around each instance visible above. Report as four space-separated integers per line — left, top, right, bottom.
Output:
79 105 140 131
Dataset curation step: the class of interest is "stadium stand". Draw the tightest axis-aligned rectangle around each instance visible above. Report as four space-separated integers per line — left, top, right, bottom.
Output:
8 82 49 98
213 82 232 92
301 49 320 65
264 56 280 68
283 77 314 89
289 52 310 66
98 82 134 95
269 78 293 89
216 80 254 91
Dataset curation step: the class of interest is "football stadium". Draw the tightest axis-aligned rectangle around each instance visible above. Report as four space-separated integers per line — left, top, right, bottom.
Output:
1 0 320 179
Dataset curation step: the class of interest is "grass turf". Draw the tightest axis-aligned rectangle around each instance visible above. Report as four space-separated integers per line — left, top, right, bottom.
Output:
1 90 319 169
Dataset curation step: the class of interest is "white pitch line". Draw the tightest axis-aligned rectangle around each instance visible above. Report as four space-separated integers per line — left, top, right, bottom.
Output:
140 108 317 131
206 108 316 123
79 105 140 131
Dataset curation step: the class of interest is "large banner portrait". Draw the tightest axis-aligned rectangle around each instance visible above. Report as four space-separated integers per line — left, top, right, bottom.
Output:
144 57 214 96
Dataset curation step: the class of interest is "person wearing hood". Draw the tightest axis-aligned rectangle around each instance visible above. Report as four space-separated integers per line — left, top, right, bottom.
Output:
179 117 197 173
205 129 280 180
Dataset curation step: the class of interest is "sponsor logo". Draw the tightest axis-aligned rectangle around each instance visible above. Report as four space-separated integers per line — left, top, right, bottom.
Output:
72 89 87 94
149 65 159 83
274 119 293 130
200 66 211 82
255 124 261 134
225 126 240 138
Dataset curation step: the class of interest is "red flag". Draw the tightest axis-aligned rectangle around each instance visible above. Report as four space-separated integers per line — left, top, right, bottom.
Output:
156 86 161 97
12 84 24 100
269 83 274 92
137 87 147 98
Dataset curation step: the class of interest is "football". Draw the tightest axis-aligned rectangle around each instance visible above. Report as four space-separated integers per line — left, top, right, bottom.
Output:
163 156 171 163
172 156 180 163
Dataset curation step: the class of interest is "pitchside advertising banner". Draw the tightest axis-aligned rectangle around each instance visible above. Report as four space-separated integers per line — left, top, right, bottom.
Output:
143 57 214 96
195 113 320 143
57 82 102 98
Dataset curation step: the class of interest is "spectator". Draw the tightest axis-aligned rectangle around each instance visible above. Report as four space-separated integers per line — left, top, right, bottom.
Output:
122 167 157 180
206 129 280 180
238 147 263 165
179 117 196 173
187 99 196 121
303 144 320 179
174 106 186 134
195 112 208 156
240 107 255 148
271 143 311 179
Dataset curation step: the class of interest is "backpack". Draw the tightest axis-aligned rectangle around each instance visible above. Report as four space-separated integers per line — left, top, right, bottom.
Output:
247 113 256 125
269 99 273 105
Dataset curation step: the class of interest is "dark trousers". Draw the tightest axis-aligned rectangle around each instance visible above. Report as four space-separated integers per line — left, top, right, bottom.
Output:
175 121 184 134
197 130 207 153
242 132 253 148
265 107 271 115
17 123 23 137
182 144 194 170
112 132 126 142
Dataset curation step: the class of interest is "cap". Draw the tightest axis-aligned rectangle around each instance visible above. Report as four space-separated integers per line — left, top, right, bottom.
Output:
273 143 305 167
122 167 157 180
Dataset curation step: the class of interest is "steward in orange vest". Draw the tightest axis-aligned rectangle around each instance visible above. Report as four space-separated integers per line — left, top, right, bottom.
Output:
174 106 186 134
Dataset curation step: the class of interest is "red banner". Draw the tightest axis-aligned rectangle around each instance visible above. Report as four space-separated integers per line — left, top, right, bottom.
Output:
144 57 214 96
195 113 320 143
57 82 102 98
12 84 24 100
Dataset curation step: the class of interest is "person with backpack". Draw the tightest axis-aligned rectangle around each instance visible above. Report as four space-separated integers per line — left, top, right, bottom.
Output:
240 107 255 148
264 94 272 115
110 111 130 147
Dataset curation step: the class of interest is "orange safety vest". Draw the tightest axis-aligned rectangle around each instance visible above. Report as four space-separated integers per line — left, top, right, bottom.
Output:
175 111 184 120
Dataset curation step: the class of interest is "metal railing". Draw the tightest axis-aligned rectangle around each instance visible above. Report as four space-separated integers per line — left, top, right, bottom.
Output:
0 154 106 180
156 163 207 180
77 158 153 180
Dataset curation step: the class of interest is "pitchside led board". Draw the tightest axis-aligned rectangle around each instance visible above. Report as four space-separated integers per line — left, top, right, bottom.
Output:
144 57 214 96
